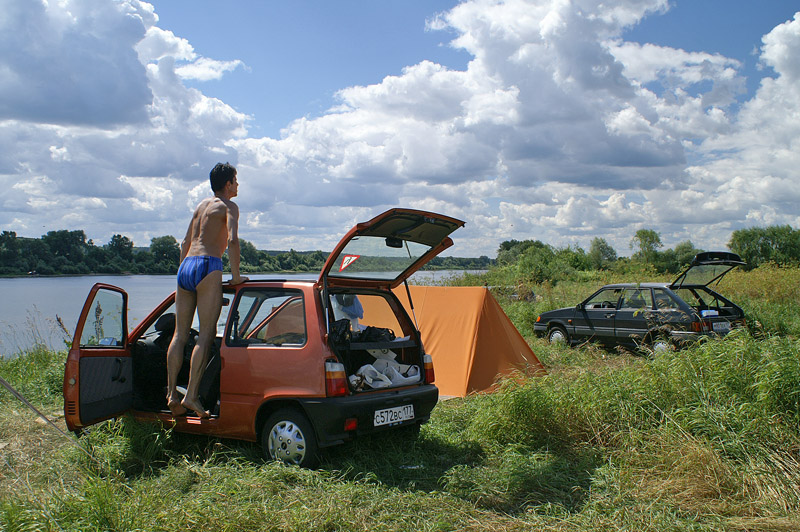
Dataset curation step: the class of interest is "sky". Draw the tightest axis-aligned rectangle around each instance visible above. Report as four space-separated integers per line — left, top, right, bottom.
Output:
1 0 799 259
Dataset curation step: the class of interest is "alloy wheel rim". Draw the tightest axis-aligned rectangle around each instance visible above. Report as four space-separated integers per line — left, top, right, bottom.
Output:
268 420 306 465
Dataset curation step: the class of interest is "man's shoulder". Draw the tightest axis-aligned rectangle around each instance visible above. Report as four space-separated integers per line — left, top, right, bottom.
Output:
220 197 240 214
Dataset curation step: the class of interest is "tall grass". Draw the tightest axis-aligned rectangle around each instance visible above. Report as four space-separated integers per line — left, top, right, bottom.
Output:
1 267 799 530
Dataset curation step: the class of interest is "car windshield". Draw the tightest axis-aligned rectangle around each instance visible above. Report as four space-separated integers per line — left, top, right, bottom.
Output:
327 236 433 281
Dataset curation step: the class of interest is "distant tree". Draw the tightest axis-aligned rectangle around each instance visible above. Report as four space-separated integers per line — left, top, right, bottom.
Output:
630 229 662 265
43 230 87 263
239 239 262 267
673 240 701 268
107 234 134 262
19 238 52 272
589 237 617 270
729 225 800 268
555 245 590 271
150 235 180 266
0 231 20 271
497 239 547 265
515 242 576 283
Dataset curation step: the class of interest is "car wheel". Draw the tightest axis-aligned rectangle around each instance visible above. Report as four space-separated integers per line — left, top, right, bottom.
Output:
262 408 319 468
648 333 674 355
547 326 569 345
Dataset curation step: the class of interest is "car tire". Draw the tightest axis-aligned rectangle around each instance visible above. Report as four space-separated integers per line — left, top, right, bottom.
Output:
547 326 570 345
262 408 319 468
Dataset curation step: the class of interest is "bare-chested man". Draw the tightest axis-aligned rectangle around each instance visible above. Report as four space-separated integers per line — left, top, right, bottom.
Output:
166 162 248 418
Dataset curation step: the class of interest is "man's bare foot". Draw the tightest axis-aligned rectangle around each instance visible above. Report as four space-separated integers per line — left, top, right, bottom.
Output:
167 397 187 416
181 397 210 419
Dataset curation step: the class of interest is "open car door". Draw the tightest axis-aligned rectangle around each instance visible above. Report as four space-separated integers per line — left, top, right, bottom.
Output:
63 283 132 432
319 208 466 290
671 251 746 289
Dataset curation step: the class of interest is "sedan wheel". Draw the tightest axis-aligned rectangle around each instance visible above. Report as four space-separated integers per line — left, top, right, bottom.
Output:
547 326 569 345
648 333 674 355
262 409 319 468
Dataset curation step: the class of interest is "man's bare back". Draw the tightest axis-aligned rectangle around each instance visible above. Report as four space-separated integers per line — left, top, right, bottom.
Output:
185 197 236 259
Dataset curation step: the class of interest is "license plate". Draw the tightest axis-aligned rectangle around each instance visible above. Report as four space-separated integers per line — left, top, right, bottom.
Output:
712 321 731 332
374 405 414 427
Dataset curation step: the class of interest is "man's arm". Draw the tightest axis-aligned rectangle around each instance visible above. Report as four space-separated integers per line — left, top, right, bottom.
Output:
226 201 247 285
179 217 194 262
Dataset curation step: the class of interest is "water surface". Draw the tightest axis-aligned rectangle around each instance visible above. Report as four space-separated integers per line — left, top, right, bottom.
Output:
0 270 476 355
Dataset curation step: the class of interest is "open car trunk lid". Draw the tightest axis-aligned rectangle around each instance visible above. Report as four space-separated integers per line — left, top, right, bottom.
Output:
319 208 466 290
671 251 746 289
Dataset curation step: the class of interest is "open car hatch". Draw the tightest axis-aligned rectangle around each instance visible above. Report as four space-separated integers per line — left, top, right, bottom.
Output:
671 251 746 289
320 208 465 289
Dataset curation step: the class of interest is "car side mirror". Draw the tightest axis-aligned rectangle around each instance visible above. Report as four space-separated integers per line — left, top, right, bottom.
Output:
576 303 583 310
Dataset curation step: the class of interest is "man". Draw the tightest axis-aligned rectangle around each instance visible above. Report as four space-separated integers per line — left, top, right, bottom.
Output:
166 162 248 418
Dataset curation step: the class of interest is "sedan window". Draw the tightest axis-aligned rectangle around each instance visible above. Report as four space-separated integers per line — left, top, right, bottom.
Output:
584 288 623 309
653 289 679 309
619 288 653 310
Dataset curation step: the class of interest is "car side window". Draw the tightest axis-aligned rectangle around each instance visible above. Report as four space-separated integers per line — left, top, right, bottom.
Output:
584 288 622 309
619 288 653 310
227 288 306 347
653 289 679 310
80 289 125 347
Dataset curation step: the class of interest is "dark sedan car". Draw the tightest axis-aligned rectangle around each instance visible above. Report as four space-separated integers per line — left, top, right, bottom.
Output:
534 252 746 351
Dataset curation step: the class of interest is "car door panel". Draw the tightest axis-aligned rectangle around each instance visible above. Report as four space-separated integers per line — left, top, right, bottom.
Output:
63 283 132 431
79 355 133 424
614 288 654 344
573 288 621 342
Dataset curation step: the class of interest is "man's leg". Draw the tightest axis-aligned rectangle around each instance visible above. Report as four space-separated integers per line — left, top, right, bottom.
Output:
181 269 223 418
166 285 197 416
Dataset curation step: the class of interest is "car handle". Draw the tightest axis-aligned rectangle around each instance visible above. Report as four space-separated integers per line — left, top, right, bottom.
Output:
605 313 615 318
111 358 126 383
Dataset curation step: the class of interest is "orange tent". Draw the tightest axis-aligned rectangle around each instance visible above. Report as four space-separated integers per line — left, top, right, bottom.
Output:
392 285 546 397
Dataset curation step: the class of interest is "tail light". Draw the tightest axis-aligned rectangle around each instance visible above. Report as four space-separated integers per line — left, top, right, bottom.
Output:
423 354 435 384
691 320 712 333
325 360 348 397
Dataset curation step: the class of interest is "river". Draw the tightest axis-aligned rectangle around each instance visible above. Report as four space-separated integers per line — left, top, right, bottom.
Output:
0 270 480 356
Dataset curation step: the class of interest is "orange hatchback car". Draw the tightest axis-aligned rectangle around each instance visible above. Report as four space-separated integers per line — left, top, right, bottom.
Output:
63 208 464 467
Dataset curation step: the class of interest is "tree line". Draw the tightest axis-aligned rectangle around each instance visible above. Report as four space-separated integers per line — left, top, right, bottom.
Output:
0 229 492 276
496 224 800 284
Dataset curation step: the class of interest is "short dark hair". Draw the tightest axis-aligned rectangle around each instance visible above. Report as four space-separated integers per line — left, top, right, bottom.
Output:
210 162 237 192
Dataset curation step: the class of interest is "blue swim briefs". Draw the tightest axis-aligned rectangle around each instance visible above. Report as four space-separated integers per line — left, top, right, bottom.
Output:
177 256 223 292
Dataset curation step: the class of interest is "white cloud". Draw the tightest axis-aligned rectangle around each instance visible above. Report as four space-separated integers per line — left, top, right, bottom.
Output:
0 0 798 259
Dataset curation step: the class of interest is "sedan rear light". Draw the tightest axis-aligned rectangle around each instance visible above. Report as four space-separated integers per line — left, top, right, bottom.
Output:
423 354 435 384
691 320 712 333
325 360 348 397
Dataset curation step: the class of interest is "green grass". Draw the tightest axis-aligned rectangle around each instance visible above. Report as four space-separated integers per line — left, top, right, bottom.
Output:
2 267 800 531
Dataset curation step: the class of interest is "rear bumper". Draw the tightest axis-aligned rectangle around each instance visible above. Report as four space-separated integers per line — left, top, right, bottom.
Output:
299 384 438 447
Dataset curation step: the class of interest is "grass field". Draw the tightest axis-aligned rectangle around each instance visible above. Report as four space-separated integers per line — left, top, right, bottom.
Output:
1 265 799 531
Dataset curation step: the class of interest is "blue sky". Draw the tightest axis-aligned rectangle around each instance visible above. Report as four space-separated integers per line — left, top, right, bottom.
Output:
1 0 799 258
150 1 472 138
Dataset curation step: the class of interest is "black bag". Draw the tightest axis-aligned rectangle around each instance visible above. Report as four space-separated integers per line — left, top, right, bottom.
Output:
330 319 352 346
355 326 395 343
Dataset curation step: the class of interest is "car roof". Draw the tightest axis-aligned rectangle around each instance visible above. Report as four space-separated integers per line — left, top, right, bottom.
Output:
598 282 670 289
597 282 714 290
